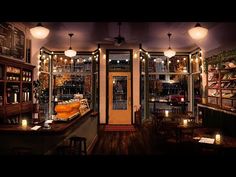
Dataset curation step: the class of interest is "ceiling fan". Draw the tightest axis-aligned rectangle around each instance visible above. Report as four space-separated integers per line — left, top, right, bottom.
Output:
114 22 125 46
104 22 126 46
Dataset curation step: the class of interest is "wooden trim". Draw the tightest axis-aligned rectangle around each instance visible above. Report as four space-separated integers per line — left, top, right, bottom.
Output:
131 49 133 124
0 56 35 69
106 49 133 125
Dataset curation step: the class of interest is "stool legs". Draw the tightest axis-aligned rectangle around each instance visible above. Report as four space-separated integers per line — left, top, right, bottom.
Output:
69 137 87 155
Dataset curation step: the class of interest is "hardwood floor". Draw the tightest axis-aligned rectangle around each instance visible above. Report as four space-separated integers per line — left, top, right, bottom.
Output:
92 120 176 155
92 119 236 156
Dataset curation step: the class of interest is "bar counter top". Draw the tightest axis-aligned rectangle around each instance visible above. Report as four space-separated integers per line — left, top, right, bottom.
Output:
0 110 93 135
0 109 98 154
198 103 236 117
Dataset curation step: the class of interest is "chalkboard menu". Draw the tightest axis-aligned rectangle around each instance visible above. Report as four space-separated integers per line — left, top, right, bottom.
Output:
0 22 25 60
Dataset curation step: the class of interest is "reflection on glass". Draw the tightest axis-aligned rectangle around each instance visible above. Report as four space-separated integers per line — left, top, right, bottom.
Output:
149 56 167 72
169 56 188 73
148 75 188 113
113 76 127 110
191 52 202 73
108 52 131 71
52 54 92 106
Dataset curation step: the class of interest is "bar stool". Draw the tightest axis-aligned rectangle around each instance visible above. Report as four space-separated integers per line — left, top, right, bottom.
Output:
69 136 87 155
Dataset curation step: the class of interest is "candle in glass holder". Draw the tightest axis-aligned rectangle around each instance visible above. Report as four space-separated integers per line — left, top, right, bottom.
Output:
183 119 188 126
165 110 169 117
22 119 27 128
215 133 221 144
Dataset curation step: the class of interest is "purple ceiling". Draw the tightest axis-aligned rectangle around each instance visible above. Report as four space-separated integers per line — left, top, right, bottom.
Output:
24 22 236 53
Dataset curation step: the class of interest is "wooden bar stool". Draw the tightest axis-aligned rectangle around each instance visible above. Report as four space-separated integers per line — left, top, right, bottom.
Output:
69 136 87 155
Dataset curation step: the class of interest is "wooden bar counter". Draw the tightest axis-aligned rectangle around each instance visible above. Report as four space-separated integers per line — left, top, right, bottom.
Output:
198 103 236 137
0 110 98 155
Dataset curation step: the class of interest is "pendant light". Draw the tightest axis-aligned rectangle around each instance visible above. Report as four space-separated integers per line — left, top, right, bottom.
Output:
164 33 176 58
64 33 76 57
30 23 50 39
188 23 208 40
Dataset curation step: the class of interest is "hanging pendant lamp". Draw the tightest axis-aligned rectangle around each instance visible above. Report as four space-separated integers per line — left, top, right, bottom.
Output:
164 33 176 58
30 23 50 39
64 33 76 57
188 23 208 40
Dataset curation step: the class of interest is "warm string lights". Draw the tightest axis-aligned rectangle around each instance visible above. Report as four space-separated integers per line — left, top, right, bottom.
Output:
139 48 151 63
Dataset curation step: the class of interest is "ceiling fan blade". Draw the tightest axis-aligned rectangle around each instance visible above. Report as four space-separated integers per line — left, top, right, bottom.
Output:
96 40 113 44
104 37 115 41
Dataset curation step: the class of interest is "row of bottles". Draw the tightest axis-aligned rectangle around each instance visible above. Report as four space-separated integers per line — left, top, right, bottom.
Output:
5 85 31 104
22 87 30 102
5 66 32 82
22 70 32 82
6 85 20 104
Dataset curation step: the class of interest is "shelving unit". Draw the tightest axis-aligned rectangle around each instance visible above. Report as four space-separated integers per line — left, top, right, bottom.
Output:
206 50 236 112
0 57 35 124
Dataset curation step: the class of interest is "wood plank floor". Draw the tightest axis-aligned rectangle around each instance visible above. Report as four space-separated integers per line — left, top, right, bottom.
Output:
92 120 177 155
92 120 236 156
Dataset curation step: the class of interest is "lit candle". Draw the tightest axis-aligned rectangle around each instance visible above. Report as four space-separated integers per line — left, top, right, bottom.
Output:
26 91 29 102
181 97 184 102
215 133 221 144
165 110 169 117
183 119 188 126
55 97 58 102
23 92 26 102
22 119 27 128
14 93 17 103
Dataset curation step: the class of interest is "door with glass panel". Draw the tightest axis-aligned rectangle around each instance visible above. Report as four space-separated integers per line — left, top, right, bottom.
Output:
109 72 131 124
